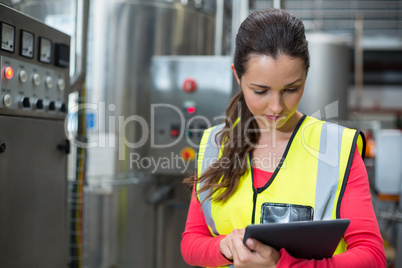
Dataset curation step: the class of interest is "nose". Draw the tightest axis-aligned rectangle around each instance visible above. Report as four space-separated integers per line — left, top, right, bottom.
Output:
268 92 283 115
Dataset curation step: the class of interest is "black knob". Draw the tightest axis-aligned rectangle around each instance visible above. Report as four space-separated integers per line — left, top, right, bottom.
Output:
0 141 5 153
57 139 70 154
22 97 30 108
60 103 67 113
48 101 56 111
36 99 44 109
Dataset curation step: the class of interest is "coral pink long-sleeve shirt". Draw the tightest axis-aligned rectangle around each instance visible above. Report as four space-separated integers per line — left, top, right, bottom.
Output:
181 149 386 267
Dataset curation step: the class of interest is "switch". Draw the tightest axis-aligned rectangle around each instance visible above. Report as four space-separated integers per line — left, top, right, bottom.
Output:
3 94 12 107
57 79 65 91
48 101 56 111
22 97 30 108
36 99 44 110
45 76 53 89
32 73 40 86
19 70 27 83
60 103 67 113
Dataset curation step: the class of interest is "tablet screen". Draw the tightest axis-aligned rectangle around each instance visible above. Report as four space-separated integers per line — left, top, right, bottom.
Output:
243 219 350 259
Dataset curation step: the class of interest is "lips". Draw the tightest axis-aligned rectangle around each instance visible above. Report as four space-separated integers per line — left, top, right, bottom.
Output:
265 115 284 121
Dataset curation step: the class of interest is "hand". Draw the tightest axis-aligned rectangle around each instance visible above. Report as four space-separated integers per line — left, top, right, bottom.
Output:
220 228 245 260
234 237 280 268
220 228 280 268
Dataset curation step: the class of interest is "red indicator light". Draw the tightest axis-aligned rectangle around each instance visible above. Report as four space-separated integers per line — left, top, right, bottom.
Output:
4 67 14 80
187 106 196 114
182 78 197 93
180 147 196 161
171 128 179 138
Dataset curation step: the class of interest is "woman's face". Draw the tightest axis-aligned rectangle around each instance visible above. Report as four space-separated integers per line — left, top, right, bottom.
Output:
232 54 306 133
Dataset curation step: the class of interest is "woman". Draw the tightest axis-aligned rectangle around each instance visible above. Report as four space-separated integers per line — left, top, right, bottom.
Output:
181 8 386 268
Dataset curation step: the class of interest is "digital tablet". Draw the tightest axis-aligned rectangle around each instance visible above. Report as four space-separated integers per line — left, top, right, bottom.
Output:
243 219 350 260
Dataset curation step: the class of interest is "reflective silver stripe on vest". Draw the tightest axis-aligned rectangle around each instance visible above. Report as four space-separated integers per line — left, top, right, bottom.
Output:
200 124 224 174
198 124 224 236
314 122 345 220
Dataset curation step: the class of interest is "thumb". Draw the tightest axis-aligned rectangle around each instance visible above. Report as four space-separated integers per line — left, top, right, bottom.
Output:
246 238 270 254
246 238 258 251
246 238 280 261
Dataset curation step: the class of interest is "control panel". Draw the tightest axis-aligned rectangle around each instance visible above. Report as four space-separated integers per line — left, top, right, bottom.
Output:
150 56 233 175
0 3 71 267
0 3 70 119
1 56 67 114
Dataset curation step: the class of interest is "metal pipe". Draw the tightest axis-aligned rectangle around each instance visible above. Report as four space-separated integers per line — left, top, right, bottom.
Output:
156 204 164 268
354 13 364 115
214 0 224 55
70 0 89 94
231 0 249 58
273 0 285 9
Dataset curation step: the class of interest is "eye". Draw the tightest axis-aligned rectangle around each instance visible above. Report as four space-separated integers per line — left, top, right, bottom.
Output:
284 87 298 93
253 90 268 95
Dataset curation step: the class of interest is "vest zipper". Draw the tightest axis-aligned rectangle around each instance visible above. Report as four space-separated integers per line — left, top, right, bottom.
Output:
251 191 258 224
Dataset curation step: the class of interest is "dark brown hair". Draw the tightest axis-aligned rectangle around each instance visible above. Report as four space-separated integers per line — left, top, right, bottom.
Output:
234 8 310 79
186 9 309 203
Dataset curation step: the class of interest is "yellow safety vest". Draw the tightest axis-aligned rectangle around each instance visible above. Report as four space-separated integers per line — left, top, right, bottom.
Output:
196 115 365 267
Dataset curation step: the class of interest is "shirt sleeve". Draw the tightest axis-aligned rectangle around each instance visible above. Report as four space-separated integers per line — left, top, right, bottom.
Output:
277 148 387 268
181 182 232 267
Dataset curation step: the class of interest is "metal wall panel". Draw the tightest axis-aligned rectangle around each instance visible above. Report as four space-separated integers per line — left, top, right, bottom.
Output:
0 116 67 267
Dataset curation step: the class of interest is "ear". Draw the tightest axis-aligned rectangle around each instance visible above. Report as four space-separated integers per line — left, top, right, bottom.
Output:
231 63 241 85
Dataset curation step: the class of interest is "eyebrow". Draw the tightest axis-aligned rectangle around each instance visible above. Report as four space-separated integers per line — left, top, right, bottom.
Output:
250 79 303 89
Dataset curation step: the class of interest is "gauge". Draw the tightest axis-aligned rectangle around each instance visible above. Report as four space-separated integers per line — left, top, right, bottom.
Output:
1 22 15 52
39 37 52 63
20 30 34 58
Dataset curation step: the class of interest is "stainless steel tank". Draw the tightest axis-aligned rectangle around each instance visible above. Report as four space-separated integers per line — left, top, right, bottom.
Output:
14 0 215 170
86 0 215 175
14 1 216 267
298 33 350 121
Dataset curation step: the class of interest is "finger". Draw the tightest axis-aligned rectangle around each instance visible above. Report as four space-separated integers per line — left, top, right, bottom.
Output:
221 229 247 261
220 236 234 259
238 228 246 236
232 234 253 262
246 238 280 261
231 228 245 239
221 245 233 260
